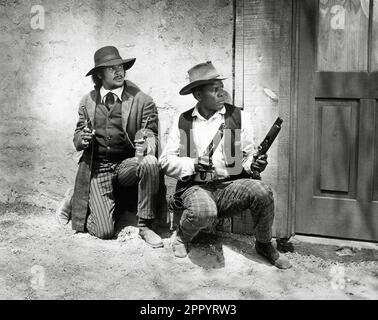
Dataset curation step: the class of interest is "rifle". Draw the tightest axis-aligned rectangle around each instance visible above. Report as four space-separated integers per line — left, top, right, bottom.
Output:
251 117 283 180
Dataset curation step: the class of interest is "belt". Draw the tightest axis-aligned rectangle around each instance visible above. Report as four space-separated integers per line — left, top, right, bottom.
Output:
193 171 217 182
94 154 128 163
192 177 234 186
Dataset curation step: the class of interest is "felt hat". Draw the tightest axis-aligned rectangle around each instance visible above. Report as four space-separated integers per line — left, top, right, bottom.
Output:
85 46 136 77
179 61 226 95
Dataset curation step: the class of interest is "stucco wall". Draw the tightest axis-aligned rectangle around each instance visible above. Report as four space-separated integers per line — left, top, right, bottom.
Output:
0 0 233 207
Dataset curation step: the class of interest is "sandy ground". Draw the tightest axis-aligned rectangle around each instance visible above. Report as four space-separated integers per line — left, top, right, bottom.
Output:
0 203 377 300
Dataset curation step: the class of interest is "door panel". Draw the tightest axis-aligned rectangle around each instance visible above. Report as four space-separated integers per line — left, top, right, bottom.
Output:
296 0 378 241
317 102 357 194
318 0 369 71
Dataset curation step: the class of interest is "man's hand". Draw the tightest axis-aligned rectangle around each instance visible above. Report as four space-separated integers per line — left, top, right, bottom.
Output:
134 138 147 157
81 126 95 149
195 155 214 172
251 153 268 173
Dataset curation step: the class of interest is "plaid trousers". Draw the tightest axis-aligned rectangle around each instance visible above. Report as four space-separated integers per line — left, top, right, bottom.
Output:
86 155 159 239
179 178 274 243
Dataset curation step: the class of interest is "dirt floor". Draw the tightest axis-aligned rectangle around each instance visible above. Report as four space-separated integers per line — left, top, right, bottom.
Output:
0 203 377 300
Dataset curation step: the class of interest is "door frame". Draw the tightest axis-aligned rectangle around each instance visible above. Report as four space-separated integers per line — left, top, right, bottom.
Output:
288 0 301 237
292 0 320 237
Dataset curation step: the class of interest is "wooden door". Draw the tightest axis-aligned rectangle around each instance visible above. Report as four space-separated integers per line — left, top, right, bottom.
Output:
296 0 378 241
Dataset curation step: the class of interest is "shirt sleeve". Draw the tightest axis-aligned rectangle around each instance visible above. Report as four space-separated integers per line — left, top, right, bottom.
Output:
241 110 257 175
158 116 196 180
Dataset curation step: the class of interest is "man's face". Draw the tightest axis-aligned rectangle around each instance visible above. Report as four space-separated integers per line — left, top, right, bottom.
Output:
98 64 125 89
196 80 226 111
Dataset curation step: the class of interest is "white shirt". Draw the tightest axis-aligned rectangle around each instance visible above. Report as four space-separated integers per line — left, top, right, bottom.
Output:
159 104 256 180
100 85 124 103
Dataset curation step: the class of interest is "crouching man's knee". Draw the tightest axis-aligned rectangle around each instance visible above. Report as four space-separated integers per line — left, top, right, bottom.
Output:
182 204 218 230
88 227 114 240
249 180 274 206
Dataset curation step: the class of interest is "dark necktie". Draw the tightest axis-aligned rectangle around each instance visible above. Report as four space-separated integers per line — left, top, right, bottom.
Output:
104 92 115 109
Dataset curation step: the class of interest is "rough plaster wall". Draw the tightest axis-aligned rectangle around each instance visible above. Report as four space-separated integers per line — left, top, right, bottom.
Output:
0 0 233 208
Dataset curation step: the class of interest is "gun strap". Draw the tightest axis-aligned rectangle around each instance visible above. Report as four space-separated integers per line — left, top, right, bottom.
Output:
201 123 226 159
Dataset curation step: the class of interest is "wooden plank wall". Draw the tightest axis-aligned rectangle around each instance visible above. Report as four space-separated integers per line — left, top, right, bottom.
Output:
374 100 378 201
372 0 378 71
233 0 294 238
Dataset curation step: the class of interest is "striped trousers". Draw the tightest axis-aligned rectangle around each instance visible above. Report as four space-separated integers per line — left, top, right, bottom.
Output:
87 155 159 239
179 179 274 243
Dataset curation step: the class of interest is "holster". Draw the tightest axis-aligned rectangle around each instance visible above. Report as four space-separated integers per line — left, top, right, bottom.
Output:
168 193 184 212
167 176 194 230
167 194 184 231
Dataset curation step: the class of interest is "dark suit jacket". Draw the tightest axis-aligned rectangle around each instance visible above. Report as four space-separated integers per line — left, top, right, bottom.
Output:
71 80 165 231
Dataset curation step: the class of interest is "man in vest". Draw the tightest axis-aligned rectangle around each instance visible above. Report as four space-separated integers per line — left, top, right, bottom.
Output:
61 46 163 248
159 61 291 269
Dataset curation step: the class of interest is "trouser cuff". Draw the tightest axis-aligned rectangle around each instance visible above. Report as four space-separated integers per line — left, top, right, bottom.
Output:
137 217 155 228
255 232 272 244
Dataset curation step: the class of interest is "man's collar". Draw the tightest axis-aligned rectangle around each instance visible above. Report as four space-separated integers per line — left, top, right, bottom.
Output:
100 85 124 102
192 104 226 120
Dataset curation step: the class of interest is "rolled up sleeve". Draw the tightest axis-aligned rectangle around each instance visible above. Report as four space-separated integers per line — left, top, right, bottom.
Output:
158 117 196 180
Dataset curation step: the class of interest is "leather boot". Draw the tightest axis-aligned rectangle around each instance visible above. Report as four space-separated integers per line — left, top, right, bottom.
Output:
172 230 189 258
138 218 163 248
56 188 73 225
139 227 163 248
255 241 292 269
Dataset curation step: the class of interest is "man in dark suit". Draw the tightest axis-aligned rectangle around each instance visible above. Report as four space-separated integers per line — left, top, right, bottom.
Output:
60 46 163 248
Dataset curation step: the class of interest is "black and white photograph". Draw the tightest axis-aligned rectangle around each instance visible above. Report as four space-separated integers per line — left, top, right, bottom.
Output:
0 0 377 303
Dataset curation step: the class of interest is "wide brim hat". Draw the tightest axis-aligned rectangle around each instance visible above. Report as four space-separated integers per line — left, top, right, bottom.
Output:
85 46 136 77
179 61 226 95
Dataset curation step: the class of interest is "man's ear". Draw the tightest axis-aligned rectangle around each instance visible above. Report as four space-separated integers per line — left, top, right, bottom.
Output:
193 88 202 101
96 69 103 79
